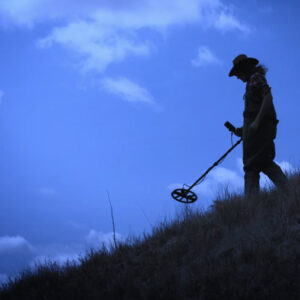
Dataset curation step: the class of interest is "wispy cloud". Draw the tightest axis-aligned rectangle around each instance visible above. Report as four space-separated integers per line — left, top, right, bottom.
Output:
193 166 243 197
0 1 249 109
0 235 35 254
85 230 124 249
168 164 243 208
31 253 80 267
0 0 248 73
21 231 124 277
238 158 296 188
37 21 151 73
0 0 242 29
213 12 249 33
0 235 36 275
278 161 295 174
0 230 124 279
191 46 221 67
100 77 159 108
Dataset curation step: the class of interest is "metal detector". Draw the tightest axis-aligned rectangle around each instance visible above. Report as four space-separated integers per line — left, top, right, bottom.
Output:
171 121 242 204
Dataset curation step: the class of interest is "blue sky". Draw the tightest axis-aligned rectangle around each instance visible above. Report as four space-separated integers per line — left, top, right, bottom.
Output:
0 0 299 282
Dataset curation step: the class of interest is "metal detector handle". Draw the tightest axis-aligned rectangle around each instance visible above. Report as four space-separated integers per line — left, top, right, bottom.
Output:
224 121 236 133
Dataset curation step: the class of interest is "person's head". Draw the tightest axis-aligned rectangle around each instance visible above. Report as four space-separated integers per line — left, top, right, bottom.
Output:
229 54 259 82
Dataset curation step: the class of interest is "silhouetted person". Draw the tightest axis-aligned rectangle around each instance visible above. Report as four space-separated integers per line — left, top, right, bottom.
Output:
229 54 288 196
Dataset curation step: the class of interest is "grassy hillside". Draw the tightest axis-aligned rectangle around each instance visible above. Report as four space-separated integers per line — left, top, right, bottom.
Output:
1 174 300 300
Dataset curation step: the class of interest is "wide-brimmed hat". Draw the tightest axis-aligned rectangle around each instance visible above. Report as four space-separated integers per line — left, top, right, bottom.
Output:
228 54 259 77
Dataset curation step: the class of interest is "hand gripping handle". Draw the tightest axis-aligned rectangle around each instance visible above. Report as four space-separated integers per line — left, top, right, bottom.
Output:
224 121 236 133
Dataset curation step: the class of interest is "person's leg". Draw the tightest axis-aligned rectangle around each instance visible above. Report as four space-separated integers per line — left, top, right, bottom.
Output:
244 168 260 197
261 161 288 190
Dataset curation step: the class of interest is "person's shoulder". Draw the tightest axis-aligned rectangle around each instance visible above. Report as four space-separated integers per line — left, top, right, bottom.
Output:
250 71 266 81
249 72 267 86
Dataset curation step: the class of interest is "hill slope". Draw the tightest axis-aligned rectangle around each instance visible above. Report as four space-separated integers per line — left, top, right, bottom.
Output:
1 175 300 300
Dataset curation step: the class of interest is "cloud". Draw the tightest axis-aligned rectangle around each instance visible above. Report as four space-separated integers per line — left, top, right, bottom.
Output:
0 2 249 110
169 165 244 204
85 229 124 249
194 166 244 197
31 253 80 267
0 0 115 27
191 46 221 67
0 0 248 73
213 11 249 33
37 20 151 73
0 236 35 254
100 77 159 108
277 161 295 174
31 230 125 268
0 236 80 276
0 0 223 27
259 160 296 188
0 230 126 279
233 158 296 189
0 235 36 275
0 0 40 27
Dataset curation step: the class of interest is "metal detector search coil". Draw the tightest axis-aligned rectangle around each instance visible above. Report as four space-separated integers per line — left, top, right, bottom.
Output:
172 188 198 204
171 121 242 204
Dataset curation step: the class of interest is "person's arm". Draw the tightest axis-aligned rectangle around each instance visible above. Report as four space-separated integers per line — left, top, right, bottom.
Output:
250 90 273 130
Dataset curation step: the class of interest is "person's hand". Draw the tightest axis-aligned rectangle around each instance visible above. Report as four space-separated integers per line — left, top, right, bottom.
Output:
234 127 243 137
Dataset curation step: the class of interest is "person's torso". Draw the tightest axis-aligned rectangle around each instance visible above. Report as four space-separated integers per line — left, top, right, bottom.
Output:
243 72 277 122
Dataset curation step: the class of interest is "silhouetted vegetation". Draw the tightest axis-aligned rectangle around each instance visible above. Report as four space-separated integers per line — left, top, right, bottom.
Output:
1 173 300 299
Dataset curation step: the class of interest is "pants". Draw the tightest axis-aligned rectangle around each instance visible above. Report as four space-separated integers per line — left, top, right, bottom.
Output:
244 161 288 196
243 118 288 196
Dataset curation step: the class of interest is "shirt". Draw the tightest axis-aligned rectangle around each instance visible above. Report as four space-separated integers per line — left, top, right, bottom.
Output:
246 72 271 100
243 71 277 121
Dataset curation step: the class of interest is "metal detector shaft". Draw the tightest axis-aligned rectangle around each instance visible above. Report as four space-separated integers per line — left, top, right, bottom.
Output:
171 121 242 204
186 138 242 192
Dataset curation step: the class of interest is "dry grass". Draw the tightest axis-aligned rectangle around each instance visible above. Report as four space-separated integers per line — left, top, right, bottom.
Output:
1 174 300 299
